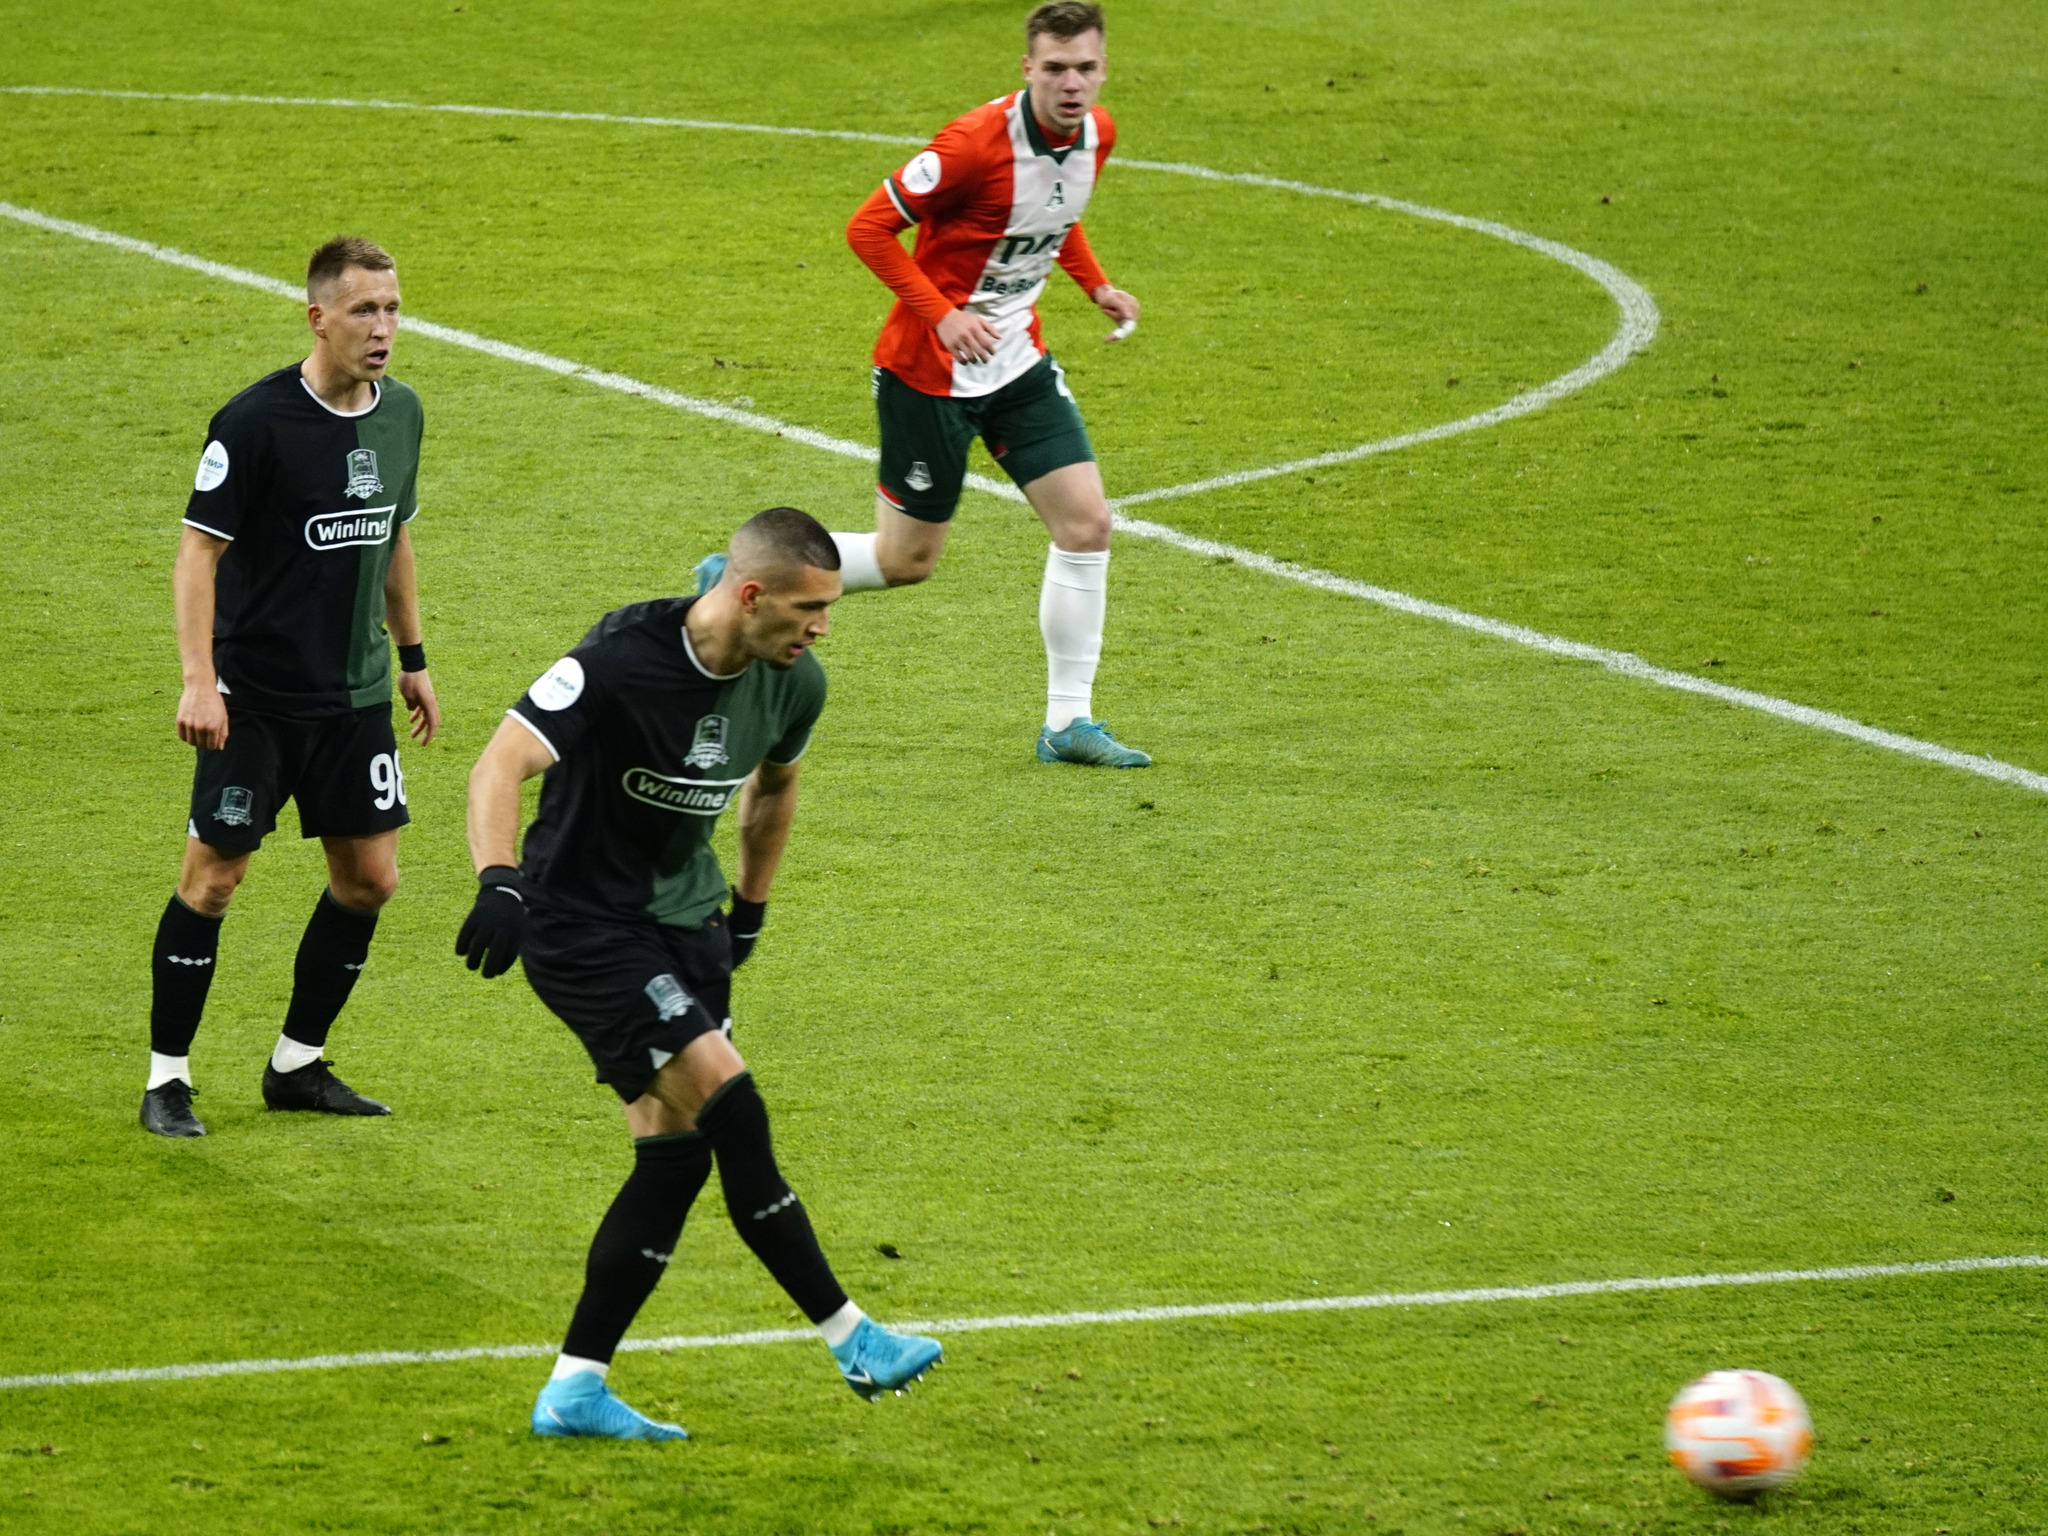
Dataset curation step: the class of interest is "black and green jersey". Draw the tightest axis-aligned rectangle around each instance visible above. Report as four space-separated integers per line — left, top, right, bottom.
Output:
183 365 423 719
508 598 825 929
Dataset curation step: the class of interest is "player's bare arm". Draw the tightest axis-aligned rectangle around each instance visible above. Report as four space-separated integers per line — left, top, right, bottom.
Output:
173 524 230 751
384 524 441 743
734 759 800 904
453 716 551 980
466 715 554 873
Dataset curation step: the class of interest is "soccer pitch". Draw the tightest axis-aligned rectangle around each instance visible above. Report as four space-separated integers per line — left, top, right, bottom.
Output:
2 0 2045 1529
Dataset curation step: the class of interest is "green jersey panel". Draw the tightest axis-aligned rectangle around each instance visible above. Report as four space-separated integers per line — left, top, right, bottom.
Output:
510 598 827 929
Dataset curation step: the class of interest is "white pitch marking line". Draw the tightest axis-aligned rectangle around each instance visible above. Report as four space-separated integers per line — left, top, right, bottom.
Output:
0 206 2039 796
0 82 1659 507
1112 514 2048 796
2 1254 2039 1393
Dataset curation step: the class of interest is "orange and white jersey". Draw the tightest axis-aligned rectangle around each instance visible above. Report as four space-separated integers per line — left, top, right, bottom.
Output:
857 91 1116 398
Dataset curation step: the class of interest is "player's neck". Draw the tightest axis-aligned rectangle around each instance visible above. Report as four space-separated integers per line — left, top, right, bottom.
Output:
299 353 379 416
683 593 752 678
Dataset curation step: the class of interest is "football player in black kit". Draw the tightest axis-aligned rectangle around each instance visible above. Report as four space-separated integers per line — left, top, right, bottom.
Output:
456 508 941 1440
140 235 440 1138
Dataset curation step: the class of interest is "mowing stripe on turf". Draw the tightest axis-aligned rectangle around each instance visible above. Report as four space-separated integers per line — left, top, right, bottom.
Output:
0 83 1663 512
1 198 2042 798
1 1255 2039 1392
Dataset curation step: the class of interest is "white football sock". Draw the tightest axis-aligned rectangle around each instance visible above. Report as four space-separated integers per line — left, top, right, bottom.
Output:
1040 545 1109 731
147 1052 191 1090
831 532 888 592
549 1354 609 1383
270 1034 324 1073
817 1299 865 1349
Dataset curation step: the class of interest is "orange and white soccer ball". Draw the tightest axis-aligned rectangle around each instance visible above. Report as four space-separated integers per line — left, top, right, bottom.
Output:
1664 1369 1813 1498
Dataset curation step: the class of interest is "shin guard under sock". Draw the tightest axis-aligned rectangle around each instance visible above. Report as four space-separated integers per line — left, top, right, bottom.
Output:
150 895 223 1057
696 1073 850 1325
561 1134 714 1364
281 891 379 1050
1040 545 1109 731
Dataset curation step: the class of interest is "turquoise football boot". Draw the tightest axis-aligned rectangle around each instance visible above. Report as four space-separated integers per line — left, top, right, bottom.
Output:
1036 718 1153 768
530 1371 687 1441
692 552 727 595
830 1317 944 1400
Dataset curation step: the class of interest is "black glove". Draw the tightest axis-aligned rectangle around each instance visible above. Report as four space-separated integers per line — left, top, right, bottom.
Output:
728 893 767 969
456 865 529 978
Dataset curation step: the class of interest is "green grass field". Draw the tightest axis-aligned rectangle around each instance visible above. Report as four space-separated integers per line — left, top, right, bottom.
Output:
3 1 2046 1531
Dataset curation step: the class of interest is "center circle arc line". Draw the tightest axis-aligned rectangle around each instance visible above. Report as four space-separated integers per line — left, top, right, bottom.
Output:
0 83 1661 509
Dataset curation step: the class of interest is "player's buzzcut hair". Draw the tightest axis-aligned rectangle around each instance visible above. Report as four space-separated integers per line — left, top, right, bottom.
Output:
727 506 841 586
306 235 395 299
1026 0 1104 47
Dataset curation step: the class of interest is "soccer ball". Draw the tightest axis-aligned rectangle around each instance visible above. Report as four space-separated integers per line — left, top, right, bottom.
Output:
1664 1369 1813 1498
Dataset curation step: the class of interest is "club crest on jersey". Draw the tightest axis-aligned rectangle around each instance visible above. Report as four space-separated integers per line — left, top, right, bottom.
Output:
906 461 934 492
622 767 745 817
343 448 384 499
214 786 254 826
684 715 731 769
304 505 397 551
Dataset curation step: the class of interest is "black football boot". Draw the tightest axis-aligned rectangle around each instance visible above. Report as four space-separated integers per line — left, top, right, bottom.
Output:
140 1081 207 1138
261 1059 391 1116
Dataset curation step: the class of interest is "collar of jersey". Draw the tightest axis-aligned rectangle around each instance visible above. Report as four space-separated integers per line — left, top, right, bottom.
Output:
680 621 746 681
1017 91 1089 164
298 373 382 419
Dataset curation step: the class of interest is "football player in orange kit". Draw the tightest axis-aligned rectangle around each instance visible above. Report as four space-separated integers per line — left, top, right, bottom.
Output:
702 1 1150 767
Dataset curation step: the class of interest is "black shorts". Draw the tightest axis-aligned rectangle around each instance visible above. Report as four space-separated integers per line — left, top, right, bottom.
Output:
875 354 1096 522
520 903 734 1104
189 703 409 853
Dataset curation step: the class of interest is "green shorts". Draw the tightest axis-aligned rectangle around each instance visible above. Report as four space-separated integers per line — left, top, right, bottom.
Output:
874 355 1095 522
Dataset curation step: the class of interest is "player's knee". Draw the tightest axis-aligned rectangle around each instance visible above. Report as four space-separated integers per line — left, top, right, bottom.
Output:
881 550 938 586
1065 508 1112 553
179 854 245 915
179 875 237 917
335 865 400 911
1058 492 1112 551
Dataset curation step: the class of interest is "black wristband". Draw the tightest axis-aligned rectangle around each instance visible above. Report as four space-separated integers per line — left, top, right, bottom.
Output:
729 894 767 938
398 642 427 673
479 865 526 899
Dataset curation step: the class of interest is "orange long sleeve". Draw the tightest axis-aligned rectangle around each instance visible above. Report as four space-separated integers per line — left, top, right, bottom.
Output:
1057 221 1111 296
846 186 955 327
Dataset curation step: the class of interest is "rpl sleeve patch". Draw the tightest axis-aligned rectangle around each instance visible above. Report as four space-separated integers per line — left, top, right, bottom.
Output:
902 150 943 196
529 655 586 711
194 440 230 492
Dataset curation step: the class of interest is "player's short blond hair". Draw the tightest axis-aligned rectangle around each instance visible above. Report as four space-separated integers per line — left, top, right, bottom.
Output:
1026 1 1104 49
306 236 395 299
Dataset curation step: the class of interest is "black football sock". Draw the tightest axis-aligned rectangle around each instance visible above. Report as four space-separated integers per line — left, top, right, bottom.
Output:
150 894 224 1057
561 1134 713 1363
696 1073 850 1325
281 891 379 1050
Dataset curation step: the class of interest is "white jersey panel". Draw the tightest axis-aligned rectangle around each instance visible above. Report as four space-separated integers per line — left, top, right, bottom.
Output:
949 99 1101 398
